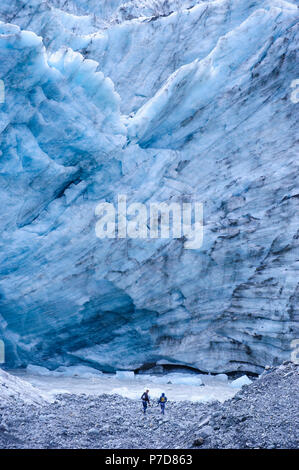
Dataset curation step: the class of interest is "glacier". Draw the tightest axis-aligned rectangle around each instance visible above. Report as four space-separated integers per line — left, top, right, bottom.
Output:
0 0 298 375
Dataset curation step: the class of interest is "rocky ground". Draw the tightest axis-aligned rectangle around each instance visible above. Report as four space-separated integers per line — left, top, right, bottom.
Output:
190 361 299 449
0 362 298 449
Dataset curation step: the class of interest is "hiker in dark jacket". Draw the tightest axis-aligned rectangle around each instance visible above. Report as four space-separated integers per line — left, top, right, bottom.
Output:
158 393 167 415
141 389 150 414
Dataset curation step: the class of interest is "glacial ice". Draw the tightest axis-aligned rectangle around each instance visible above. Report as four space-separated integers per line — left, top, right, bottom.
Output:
230 375 252 388
116 370 135 380
214 374 228 383
26 364 54 376
26 363 104 378
152 373 203 386
0 0 298 375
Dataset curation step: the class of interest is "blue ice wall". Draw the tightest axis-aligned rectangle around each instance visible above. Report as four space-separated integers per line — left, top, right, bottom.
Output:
0 0 298 373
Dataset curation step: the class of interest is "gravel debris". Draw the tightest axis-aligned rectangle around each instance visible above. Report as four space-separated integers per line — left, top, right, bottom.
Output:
0 362 298 449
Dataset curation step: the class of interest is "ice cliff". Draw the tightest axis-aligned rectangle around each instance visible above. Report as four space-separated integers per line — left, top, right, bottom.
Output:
0 0 298 374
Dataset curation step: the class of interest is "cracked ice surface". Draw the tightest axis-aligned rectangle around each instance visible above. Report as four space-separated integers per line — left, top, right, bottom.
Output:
0 0 298 374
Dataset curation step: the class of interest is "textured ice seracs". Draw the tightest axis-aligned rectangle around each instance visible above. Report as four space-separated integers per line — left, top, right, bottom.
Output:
0 22 125 231
47 1 203 23
127 6 297 148
0 1 298 374
0 21 132 369
0 0 101 51
1 1 295 113
84 0 290 114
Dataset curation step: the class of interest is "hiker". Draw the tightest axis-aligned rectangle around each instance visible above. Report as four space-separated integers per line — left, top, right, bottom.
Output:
158 392 167 415
141 389 150 414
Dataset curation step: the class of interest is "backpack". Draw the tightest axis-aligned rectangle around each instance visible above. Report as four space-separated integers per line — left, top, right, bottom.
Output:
160 396 165 402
